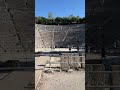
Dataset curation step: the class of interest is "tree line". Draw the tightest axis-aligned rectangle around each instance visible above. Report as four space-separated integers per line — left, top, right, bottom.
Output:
35 13 85 25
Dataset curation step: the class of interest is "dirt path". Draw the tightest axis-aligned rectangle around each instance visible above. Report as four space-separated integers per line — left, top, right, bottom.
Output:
37 71 85 90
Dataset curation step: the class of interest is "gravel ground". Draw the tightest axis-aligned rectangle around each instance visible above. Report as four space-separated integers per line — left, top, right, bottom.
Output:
36 71 85 90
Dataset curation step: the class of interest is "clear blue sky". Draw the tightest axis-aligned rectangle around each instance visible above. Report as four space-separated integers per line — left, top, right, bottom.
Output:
35 0 85 18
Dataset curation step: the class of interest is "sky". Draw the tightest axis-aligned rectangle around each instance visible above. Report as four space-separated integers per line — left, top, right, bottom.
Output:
35 0 85 18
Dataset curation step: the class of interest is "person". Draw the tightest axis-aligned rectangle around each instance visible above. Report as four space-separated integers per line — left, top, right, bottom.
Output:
101 47 106 59
69 46 71 51
77 46 79 51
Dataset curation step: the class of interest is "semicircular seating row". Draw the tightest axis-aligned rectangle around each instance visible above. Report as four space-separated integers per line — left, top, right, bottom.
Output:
35 24 85 49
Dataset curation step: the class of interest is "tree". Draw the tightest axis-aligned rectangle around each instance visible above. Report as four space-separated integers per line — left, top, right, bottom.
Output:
81 17 85 23
47 18 54 25
35 17 39 23
55 17 63 24
36 15 85 25
71 17 78 23
37 17 47 24
76 16 81 23
63 17 69 24
48 12 53 19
